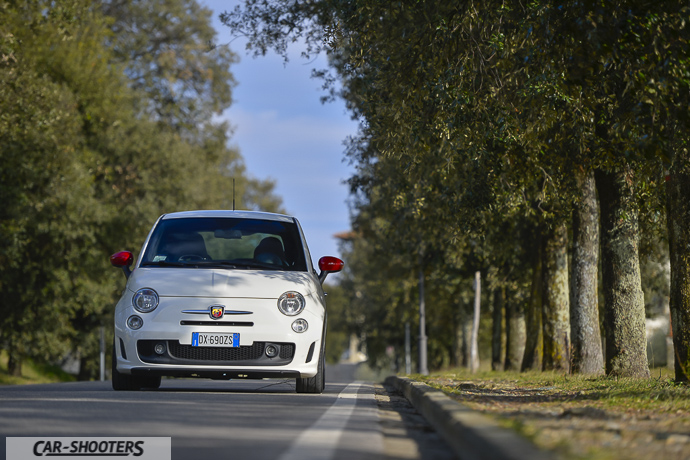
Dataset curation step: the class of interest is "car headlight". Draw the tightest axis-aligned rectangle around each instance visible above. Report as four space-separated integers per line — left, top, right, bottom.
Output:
277 291 305 316
132 288 159 313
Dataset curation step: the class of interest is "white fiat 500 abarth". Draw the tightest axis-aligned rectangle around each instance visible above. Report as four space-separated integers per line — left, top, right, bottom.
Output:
109 210 343 393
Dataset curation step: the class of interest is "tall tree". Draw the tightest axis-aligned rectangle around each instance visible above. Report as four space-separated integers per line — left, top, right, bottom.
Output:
596 167 649 377
0 0 112 374
667 152 690 383
570 169 604 374
541 223 570 372
504 288 526 372
221 0 689 378
646 5 690 383
101 0 236 132
522 232 543 371
0 0 283 378
491 286 505 371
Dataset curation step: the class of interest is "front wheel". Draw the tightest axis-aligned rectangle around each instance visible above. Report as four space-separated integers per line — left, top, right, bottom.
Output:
111 348 161 391
296 350 325 394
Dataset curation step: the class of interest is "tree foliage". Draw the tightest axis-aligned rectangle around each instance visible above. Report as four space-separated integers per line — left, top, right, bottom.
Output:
0 0 281 378
101 0 236 132
222 0 690 379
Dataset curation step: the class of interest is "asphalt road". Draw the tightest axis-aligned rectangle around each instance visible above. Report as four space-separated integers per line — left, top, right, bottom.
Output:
0 365 455 460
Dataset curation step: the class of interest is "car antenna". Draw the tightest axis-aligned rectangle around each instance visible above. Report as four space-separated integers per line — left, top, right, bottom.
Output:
232 178 235 211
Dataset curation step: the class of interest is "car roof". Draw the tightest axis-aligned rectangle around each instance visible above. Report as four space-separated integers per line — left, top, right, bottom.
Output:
159 210 296 223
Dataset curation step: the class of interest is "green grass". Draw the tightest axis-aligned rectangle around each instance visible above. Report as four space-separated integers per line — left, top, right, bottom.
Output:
412 366 690 413
407 367 690 460
0 351 76 385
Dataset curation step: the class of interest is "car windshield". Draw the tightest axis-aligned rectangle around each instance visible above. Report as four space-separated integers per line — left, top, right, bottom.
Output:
140 217 308 271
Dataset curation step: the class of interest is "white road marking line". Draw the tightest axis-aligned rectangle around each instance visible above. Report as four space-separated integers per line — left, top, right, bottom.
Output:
277 382 363 460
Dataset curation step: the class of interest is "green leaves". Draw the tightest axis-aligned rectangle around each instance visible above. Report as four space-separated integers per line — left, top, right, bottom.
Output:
0 0 283 378
222 0 690 369
103 0 237 131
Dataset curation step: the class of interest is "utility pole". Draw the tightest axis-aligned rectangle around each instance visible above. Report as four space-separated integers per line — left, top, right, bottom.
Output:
405 322 412 374
470 271 481 373
419 263 429 375
99 327 105 382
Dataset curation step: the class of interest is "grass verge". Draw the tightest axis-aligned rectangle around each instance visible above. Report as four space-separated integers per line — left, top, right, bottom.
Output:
408 367 690 460
0 351 76 385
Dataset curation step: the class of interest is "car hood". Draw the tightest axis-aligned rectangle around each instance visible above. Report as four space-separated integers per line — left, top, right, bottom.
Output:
127 268 318 298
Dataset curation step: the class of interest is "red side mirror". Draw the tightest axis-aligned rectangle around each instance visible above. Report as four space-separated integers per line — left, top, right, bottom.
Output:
110 251 134 268
319 256 344 273
318 256 344 283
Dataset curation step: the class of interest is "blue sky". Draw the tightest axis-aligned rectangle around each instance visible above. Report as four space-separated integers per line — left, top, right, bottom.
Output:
201 0 358 265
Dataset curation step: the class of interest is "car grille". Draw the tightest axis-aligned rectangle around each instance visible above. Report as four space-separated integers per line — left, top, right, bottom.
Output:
279 344 294 359
137 340 295 366
170 341 265 360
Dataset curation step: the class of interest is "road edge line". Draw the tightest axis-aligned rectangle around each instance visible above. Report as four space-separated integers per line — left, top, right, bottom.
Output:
277 382 362 460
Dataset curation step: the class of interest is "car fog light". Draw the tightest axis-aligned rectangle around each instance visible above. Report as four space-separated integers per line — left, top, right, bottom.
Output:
291 319 308 333
127 315 143 330
265 345 278 358
154 343 166 355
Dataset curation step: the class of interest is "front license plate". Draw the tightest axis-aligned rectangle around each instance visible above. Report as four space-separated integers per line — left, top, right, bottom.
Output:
192 332 240 348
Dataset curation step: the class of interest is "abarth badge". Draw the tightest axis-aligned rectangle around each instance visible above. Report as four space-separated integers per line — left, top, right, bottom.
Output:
210 305 225 319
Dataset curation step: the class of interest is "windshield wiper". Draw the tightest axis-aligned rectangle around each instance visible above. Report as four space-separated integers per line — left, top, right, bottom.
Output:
189 261 282 270
230 261 282 270
142 260 282 270
191 261 239 269
141 260 190 267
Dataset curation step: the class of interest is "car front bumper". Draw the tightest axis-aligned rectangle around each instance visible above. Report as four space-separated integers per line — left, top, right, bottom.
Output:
113 295 324 379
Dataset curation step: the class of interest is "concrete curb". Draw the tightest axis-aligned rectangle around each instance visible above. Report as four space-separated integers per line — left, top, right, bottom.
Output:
384 376 557 460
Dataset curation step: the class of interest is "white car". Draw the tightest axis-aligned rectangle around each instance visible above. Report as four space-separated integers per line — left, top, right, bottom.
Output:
109 210 343 393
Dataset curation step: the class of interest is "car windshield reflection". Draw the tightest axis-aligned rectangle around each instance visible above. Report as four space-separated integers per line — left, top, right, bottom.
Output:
141 217 307 272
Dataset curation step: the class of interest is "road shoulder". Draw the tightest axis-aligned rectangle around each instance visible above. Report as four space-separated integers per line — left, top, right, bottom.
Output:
386 376 557 460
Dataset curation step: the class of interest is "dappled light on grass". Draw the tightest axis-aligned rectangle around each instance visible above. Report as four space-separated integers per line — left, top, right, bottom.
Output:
416 368 690 460
0 351 76 386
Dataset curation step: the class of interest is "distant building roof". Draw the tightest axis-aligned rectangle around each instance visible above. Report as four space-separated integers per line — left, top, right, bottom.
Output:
334 231 356 241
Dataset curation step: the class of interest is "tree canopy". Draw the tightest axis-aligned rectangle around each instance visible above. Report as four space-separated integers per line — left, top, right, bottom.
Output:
223 0 690 380
0 0 281 378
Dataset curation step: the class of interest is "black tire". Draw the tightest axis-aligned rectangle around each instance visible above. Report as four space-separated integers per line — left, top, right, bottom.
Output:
111 348 161 391
296 350 325 394
140 375 162 389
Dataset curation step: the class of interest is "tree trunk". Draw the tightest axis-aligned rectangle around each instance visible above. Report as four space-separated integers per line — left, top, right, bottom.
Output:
454 304 470 367
522 231 543 371
461 313 471 367
78 356 93 381
453 314 464 367
505 289 526 371
666 156 690 383
541 223 570 372
491 287 505 371
570 169 604 375
596 167 649 378
7 353 22 377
